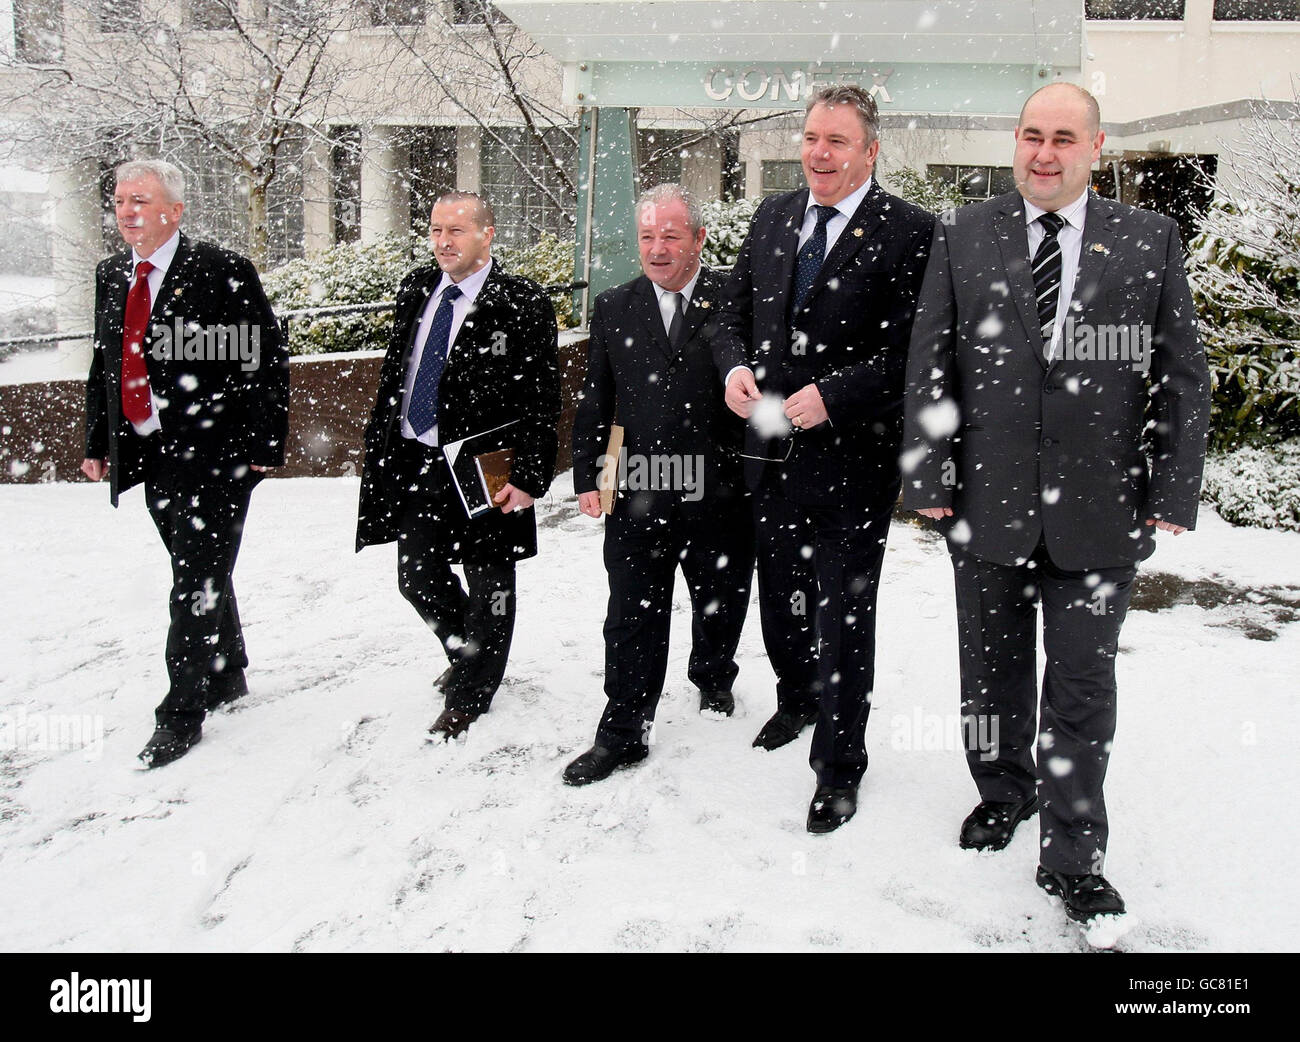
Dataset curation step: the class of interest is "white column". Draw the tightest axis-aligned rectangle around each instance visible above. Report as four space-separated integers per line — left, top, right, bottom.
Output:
50 159 101 377
455 126 481 193
359 125 408 243
300 135 331 257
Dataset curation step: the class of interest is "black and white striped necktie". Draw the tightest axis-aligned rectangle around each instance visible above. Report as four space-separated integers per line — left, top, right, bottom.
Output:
1032 211 1066 340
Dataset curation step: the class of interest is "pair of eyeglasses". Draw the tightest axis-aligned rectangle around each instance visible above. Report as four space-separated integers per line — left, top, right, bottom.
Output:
740 434 797 463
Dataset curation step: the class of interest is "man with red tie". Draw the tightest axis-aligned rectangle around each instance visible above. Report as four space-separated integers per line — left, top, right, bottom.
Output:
82 159 289 768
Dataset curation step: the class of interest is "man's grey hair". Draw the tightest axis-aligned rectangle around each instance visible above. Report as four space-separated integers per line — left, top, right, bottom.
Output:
635 183 703 233
115 160 186 204
805 84 880 146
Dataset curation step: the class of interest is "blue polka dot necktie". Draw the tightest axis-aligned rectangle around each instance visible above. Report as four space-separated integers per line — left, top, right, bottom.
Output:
791 204 838 315
408 283 462 437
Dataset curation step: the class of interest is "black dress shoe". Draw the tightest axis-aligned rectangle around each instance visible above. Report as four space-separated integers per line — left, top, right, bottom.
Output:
563 744 648 786
752 707 818 750
205 669 248 711
958 795 1038 851
807 784 858 834
1036 866 1126 922
698 689 735 716
426 708 478 741
138 727 201 769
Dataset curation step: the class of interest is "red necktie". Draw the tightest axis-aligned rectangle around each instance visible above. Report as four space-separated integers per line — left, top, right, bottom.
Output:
121 259 156 427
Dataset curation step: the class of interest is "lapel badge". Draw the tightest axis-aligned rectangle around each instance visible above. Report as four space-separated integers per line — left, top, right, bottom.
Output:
852 227 864 238
697 299 711 309
1091 243 1109 255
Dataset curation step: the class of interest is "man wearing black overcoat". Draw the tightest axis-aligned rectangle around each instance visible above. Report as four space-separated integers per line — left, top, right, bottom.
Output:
357 191 560 740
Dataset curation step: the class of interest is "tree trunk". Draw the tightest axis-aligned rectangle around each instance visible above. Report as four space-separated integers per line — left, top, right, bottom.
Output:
247 181 269 268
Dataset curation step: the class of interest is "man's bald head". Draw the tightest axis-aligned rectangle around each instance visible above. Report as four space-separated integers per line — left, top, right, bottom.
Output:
1019 83 1101 138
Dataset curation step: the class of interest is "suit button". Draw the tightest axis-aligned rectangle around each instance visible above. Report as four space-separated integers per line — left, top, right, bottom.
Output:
1043 384 1054 394
1042 437 1055 447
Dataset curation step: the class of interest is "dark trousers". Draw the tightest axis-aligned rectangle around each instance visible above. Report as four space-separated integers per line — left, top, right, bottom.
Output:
144 458 258 731
950 539 1136 875
594 496 755 751
754 479 894 788
393 440 517 716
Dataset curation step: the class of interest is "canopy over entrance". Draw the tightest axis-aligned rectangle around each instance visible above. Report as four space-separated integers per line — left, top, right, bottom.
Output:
493 1 1085 313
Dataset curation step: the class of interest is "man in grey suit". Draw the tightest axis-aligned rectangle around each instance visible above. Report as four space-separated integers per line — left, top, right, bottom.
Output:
901 83 1210 925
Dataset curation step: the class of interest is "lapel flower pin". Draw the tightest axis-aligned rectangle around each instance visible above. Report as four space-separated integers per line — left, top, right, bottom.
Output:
697 299 711 309
1091 243 1109 254
852 227 864 237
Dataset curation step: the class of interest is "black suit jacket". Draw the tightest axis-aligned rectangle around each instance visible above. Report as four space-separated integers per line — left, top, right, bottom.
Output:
900 190 1211 570
85 233 290 505
712 181 935 508
571 267 745 522
356 261 561 562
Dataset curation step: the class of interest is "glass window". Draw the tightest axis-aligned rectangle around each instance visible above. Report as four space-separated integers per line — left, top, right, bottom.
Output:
928 164 1016 203
403 126 458 233
360 0 428 26
187 0 237 31
1085 0 1185 18
12 0 64 63
637 129 686 190
761 160 803 197
480 126 577 245
98 0 143 33
1213 0 1299 19
449 1 500 24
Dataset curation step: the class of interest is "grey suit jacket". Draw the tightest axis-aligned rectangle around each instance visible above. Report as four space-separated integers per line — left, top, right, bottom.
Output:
900 190 1211 570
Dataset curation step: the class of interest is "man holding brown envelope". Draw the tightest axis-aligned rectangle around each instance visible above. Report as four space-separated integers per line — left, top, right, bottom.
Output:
567 184 755 785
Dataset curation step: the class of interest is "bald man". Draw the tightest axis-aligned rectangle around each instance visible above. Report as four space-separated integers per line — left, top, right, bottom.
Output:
902 83 1209 927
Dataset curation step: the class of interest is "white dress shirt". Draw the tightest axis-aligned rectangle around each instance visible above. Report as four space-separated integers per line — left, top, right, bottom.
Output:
400 259 493 446
127 229 181 437
1024 190 1089 358
796 175 873 256
652 265 701 338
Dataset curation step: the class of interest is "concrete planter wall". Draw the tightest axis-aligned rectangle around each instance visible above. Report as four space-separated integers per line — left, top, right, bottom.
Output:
0 332 589 487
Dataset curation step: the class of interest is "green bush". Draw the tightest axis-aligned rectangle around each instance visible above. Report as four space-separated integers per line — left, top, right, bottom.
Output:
1187 112 1300 450
263 233 578 356
494 232 579 329
1202 438 1300 531
263 236 433 357
881 166 966 215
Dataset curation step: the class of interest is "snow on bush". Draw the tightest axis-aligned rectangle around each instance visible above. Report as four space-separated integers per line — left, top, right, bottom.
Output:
1188 103 1300 450
263 233 578 356
700 197 760 270
1201 438 1300 532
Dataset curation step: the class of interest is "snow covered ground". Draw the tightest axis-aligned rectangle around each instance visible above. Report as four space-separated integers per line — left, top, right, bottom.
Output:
1 476 1296 952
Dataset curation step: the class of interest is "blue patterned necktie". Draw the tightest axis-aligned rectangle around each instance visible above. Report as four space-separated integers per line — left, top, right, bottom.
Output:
408 283 462 437
791 204 839 315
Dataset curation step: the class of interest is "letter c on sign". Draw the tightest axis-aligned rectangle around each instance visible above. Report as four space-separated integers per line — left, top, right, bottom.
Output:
704 68 734 101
